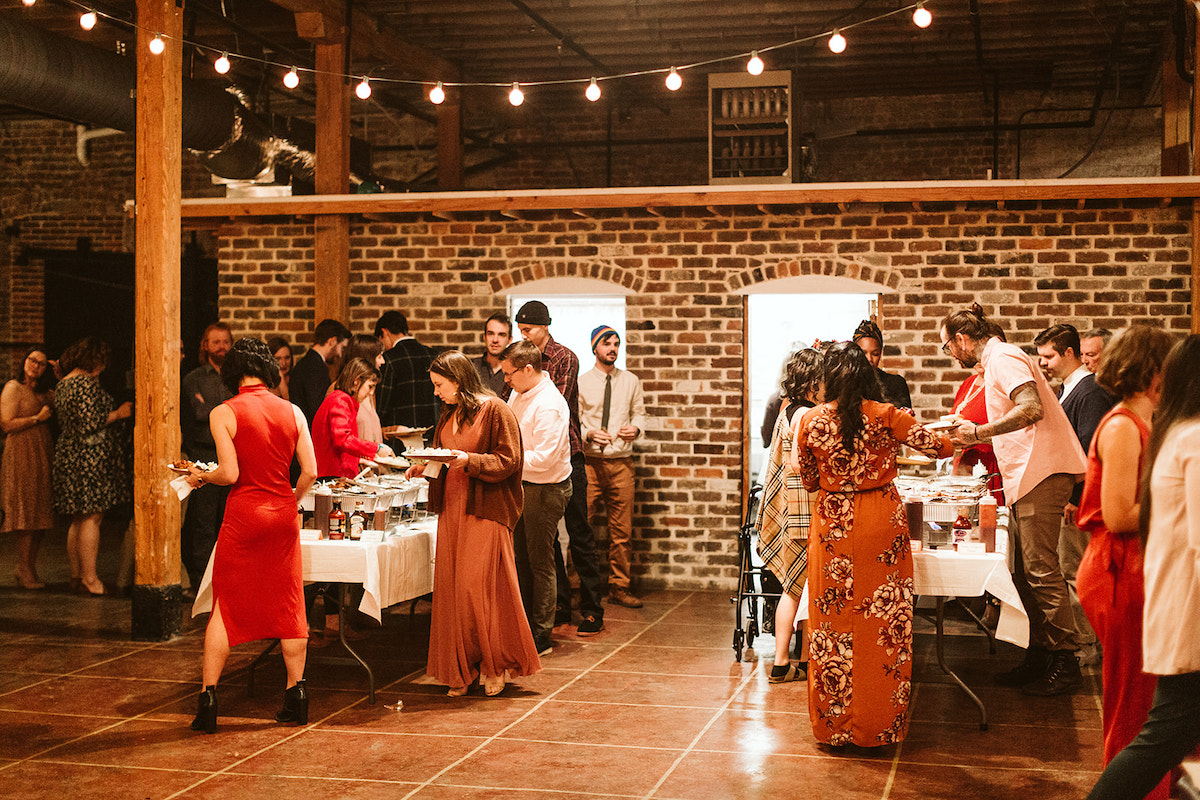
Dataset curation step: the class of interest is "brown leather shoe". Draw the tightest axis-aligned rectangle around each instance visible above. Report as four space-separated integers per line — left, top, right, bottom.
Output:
608 588 643 608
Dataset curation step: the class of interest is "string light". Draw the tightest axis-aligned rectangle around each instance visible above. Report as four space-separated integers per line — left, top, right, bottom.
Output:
747 51 764 76
508 82 524 106
913 3 932 28
148 34 165 55
79 10 97 31
22 0 36 6
828 29 846 54
214 52 231 74
585 77 601 102
665 67 682 91
429 81 445 104
355 77 372 99
283 67 299 88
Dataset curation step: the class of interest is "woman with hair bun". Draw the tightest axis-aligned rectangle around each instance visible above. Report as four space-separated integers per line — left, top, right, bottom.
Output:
183 336 317 733
791 342 952 747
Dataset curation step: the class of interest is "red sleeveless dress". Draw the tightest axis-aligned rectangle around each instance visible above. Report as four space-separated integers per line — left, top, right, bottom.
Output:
211 384 307 647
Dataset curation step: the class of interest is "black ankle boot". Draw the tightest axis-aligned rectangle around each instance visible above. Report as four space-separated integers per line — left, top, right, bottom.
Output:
275 679 308 725
190 685 217 734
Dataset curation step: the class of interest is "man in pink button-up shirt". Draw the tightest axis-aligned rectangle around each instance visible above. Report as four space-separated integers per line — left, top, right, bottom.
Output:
942 304 1087 697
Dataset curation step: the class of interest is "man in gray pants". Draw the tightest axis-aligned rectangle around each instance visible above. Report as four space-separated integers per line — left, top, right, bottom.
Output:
503 340 572 655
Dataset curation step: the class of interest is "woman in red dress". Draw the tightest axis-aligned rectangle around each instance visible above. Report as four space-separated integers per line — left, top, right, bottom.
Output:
407 350 540 697
312 357 393 478
1076 325 1176 799
185 337 317 733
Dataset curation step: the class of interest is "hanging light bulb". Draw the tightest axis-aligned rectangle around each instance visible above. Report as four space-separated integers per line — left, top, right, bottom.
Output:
585 78 601 102
913 3 932 28
283 67 300 89
22 0 37 7
79 10 98 31
508 82 524 106
148 34 165 55
355 77 372 99
429 81 446 105
828 29 846 54
665 67 682 91
213 52 231 74
747 51 764 76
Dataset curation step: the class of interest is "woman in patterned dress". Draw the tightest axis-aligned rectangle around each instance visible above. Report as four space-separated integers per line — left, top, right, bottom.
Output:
756 347 823 683
51 337 132 596
792 342 952 746
1 347 55 589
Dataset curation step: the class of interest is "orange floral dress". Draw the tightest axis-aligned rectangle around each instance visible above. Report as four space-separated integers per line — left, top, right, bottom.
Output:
795 401 953 747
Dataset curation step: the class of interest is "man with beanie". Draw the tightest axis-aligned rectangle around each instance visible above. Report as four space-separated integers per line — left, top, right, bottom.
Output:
579 325 646 608
514 300 606 636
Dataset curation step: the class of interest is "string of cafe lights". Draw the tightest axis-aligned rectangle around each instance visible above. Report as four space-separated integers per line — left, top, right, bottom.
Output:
23 0 933 106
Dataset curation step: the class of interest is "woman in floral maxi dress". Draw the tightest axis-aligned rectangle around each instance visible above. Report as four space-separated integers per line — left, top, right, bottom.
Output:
792 342 952 746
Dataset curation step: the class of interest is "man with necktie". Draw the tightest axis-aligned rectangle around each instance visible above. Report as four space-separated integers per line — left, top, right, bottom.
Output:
579 324 647 608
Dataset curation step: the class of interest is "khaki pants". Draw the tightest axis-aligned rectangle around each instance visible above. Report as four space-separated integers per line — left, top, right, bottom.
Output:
1059 514 1098 647
1011 473 1079 652
585 456 635 590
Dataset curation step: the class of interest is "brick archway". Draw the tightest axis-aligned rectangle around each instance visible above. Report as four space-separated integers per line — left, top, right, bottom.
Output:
489 259 646 294
725 257 903 293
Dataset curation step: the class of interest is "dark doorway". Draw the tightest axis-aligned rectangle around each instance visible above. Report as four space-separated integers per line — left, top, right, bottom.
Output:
39 243 218 402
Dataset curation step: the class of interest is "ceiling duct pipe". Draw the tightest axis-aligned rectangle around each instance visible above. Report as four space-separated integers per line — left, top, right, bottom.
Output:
0 13 313 183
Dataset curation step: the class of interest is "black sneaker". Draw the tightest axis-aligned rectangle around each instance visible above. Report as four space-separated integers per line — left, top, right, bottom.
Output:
994 645 1051 686
534 635 553 656
576 613 604 636
554 604 571 626
1021 651 1081 696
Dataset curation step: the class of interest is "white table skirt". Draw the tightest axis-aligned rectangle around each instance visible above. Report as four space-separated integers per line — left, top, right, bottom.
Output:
796 529 1029 648
192 517 438 623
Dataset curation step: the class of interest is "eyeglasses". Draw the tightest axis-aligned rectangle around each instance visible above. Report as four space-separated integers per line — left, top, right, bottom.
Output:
941 340 953 355
26 356 48 367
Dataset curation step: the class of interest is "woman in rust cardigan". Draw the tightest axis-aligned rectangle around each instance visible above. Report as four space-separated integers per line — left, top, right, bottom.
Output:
407 350 540 697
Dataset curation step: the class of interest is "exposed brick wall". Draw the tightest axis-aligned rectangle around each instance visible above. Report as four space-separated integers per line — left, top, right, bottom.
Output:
0 119 221 373
213 198 1192 589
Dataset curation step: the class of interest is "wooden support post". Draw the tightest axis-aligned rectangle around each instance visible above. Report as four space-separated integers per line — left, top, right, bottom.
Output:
1193 12 1200 333
437 85 464 189
314 42 351 325
1193 206 1200 334
132 0 183 640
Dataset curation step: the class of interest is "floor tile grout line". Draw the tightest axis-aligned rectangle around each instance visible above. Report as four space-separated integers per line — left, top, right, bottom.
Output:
639 666 759 799
879 682 916 799
396 590 704 800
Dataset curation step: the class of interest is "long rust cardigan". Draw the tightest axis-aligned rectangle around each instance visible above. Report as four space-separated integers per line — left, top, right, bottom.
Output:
424 397 524 531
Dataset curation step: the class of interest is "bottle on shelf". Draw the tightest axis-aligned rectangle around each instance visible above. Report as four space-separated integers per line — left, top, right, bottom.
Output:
721 90 731 119
328 499 346 540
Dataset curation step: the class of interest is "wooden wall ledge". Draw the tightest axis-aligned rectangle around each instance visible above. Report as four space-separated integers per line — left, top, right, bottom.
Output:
180 177 1200 221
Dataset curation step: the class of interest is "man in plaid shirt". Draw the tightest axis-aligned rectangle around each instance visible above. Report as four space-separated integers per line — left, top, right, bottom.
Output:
375 310 440 433
514 301 605 636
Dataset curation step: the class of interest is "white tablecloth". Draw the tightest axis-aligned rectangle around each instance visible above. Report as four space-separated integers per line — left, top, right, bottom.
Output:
192 517 438 623
797 528 1029 648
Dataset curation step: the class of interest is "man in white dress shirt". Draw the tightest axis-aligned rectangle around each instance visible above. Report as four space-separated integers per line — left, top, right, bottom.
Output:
578 325 647 608
503 340 572 655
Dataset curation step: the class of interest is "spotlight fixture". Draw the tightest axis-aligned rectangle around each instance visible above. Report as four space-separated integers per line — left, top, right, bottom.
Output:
355 77 372 99
213 52 230 74
828 29 846 54
429 81 446 105
80 10 97 31
508 82 524 106
665 67 682 91
585 78 601 102
283 67 299 88
913 3 932 28
747 51 764 76
148 34 165 55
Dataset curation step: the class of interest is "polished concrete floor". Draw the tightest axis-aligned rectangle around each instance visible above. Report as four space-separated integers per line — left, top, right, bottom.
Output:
0 523 1110 799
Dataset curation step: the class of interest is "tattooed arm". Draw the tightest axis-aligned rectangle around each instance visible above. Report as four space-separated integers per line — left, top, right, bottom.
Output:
951 382 1042 447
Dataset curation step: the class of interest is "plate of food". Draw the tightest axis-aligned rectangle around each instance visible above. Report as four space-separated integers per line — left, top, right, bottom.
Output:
896 454 935 466
404 447 457 463
168 460 216 474
925 420 958 431
382 425 431 437
369 454 411 469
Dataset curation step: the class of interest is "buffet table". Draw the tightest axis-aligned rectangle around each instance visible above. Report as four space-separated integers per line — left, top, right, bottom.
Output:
192 517 438 703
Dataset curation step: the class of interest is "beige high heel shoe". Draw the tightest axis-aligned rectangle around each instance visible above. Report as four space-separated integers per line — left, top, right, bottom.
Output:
483 670 509 697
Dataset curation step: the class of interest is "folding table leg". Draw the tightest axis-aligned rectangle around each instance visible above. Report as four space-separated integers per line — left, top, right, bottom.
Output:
934 597 988 731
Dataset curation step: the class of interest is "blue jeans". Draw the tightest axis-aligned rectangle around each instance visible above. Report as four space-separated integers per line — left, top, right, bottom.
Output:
1087 672 1200 800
